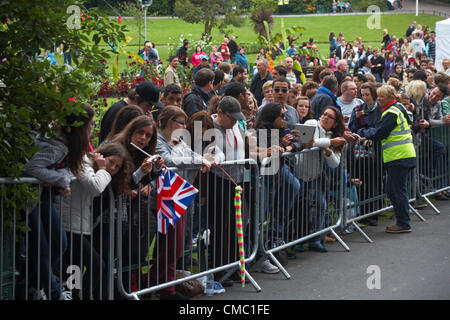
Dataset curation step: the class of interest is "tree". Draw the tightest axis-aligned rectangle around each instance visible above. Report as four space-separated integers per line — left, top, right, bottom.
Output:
249 0 278 13
120 0 145 48
174 0 244 37
0 0 127 229
250 8 274 40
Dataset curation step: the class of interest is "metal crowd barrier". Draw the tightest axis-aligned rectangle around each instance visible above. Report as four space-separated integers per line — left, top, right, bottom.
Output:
2 127 449 299
114 159 262 300
0 177 116 300
258 147 348 279
341 126 450 244
416 126 450 214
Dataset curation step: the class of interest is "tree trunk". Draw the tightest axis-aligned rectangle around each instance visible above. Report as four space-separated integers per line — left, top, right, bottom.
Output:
204 18 214 37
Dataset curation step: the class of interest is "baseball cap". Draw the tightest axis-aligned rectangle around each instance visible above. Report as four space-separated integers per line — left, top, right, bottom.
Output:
200 54 209 61
218 96 245 121
135 81 163 109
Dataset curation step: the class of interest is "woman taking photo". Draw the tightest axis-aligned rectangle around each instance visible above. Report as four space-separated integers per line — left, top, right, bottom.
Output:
348 82 383 225
299 106 346 252
112 115 164 296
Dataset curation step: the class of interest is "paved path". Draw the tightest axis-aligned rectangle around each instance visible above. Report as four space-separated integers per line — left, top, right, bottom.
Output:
113 0 450 20
199 198 450 300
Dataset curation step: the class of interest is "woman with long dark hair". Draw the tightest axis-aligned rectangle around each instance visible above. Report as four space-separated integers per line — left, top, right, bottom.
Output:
255 102 303 238
297 106 346 252
59 142 133 300
103 105 144 145
329 32 337 53
111 115 164 297
24 104 95 300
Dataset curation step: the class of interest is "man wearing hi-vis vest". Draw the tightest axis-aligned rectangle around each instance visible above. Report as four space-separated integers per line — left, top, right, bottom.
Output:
356 85 416 233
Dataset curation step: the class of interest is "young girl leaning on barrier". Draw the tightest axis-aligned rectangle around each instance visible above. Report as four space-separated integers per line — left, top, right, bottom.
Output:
24 104 95 300
57 142 133 300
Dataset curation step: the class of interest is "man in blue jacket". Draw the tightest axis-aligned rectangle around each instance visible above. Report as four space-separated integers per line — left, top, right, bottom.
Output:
311 75 341 120
235 47 248 72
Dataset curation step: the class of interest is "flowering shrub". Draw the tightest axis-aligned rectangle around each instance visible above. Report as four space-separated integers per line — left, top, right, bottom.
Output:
97 55 194 99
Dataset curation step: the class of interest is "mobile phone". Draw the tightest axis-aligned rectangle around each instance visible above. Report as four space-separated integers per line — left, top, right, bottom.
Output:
147 155 161 163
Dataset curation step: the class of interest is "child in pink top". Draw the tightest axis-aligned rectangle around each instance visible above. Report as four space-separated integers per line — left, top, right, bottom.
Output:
328 52 338 72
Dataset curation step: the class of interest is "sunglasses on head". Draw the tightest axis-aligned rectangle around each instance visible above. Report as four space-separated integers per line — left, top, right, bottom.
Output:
274 87 288 93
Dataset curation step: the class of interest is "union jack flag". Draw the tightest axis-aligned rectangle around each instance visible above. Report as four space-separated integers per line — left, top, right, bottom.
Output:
157 167 199 234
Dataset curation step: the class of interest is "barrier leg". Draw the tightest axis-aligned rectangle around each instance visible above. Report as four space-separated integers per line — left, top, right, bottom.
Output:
330 228 350 252
409 204 426 222
351 221 373 243
217 266 262 292
244 269 262 292
420 195 440 215
267 252 291 280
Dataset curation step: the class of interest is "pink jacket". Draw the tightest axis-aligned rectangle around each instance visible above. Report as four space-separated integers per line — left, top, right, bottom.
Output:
210 52 222 66
328 58 337 72
191 52 205 67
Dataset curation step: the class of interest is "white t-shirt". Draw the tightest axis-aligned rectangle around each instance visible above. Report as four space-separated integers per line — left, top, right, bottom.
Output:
337 97 364 124
411 39 425 55
286 72 297 85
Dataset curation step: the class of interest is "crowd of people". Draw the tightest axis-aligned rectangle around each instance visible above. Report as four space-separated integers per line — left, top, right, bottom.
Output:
331 0 353 13
22 19 450 301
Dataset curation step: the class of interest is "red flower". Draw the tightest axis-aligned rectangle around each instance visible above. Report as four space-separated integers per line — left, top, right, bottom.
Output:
118 16 122 23
69 97 77 102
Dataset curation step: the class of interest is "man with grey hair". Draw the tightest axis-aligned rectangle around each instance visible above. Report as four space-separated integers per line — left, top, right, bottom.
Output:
334 60 348 85
337 80 363 125
250 58 273 106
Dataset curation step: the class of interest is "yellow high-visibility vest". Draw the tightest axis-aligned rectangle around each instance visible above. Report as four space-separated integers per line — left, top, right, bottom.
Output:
380 104 416 163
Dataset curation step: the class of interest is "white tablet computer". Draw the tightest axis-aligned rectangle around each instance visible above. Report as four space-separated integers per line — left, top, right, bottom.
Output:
294 124 316 144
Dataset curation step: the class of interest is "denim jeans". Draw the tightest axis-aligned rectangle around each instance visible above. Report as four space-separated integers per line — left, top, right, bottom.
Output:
299 178 327 246
261 164 300 230
192 200 207 239
431 138 446 189
28 188 68 298
374 72 382 83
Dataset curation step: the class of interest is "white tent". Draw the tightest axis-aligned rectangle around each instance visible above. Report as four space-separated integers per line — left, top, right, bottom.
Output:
435 18 450 72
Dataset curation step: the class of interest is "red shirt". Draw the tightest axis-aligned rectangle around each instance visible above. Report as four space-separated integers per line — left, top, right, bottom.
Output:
220 43 230 60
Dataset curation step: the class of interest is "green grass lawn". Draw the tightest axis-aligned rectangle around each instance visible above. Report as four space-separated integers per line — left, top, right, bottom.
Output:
54 13 445 76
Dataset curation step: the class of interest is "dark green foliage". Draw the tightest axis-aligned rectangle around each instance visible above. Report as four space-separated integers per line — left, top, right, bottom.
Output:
0 0 127 230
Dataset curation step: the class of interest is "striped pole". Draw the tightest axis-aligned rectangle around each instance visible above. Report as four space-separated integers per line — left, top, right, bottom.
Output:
234 185 246 287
